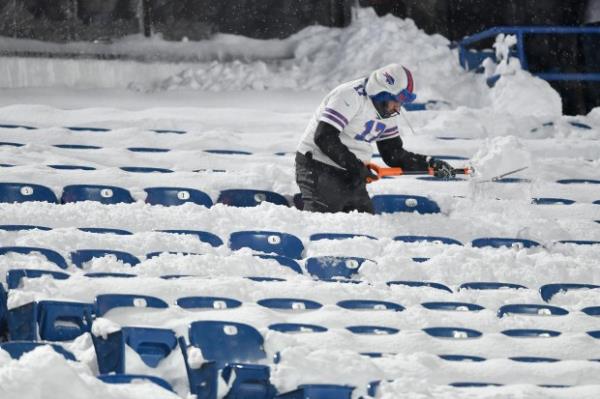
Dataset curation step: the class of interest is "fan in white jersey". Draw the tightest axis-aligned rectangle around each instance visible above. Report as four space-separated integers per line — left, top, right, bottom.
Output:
295 63 454 214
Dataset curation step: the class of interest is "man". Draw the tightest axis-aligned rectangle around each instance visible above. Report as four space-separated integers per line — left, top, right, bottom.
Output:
295 63 454 214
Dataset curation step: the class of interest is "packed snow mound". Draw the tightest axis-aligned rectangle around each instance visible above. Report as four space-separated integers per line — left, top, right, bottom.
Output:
138 8 490 107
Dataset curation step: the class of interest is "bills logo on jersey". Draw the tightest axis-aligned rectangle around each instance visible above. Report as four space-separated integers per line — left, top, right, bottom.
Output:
383 71 395 85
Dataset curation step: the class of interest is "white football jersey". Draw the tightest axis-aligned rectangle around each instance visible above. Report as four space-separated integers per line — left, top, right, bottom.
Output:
297 77 401 169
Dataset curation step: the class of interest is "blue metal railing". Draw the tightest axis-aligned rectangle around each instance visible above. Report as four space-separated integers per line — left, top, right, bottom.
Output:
458 26 600 82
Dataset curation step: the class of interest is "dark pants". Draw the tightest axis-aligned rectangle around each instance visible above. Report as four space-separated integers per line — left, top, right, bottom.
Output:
582 23 600 111
295 152 374 214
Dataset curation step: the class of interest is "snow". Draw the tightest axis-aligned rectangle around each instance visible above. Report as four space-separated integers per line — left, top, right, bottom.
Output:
1 8 600 399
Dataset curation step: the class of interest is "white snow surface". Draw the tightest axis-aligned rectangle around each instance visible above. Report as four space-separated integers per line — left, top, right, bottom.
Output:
1 9 600 399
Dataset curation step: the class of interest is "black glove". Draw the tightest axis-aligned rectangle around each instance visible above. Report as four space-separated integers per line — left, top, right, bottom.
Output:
428 157 455 179
348 162 379 188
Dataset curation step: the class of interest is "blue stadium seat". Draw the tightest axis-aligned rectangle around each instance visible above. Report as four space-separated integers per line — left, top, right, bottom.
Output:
557 240 600 245
54 144 102 149
423 327 482 339
568 121 592 129
127 147 170 153
0 123 36 129
588 331 600 339
557 179 600 185
459 282 528 291
0 182 57 203
305 256 371 281
6 269 70 289
412 257 430 263
205 149 252 155
497 304 569 318
144 187 213 207
180 320 275 398
501 329 561 338
47 164 96 171
539 283 600 302
421 302 484 312
0 341 75 360
246 276 287 282
254 255 303 274
120 166 173 173
439 355 486 362
65 126 110 132
532 197 575 205
78 227 132 235
151 128 186 134
146 251 202 259
8 300 94 341
157 229 223 247
217 189 289 207
450 382 502 387
582 306 600 316
471 237 540 249
493 178 530 183
0 224 51 231
229 231 305 259
416 176 466 182
309 233 377 241
269 323 328 333
372 194 441 214
276 384 354 399
186 320 265 369
95 294 168 317
394 235 463 246
346 325 399 335
509 356 559 363
0 246 68 269
70 249 140 268
337 299 404 312
85 272 137 278
257 298 322 311
177 296 242 310
387 280 452 293
97 374 174 392
61 184 135 204
93 326 177 373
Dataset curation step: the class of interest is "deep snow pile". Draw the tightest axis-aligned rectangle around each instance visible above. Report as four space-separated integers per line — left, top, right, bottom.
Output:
1 8 600 399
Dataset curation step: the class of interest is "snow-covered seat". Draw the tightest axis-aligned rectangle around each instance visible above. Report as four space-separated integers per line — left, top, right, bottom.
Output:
539 283 600 302
8 300 94 341
6 269 70 289
0 224 52 232
177 296 242 310
70 249 141 268
309 233 377 241
394 235 463 246
120 166 173 173
421 301 484 312
53 143 102 149
61 184 135 204
497 304 569 318
258 298 322 311
372 194 441 214
157 229 223 247
471 237 540 249
423 327 482 339
0 182 58 203
305 256 371 281
78 227 132 235
531 197 575 205
556 179 600 185
346 325 399 335
269 323 327 333
0 246 68 269
254 254 303 274
47 164 96 171
459 282 528 291
217 189 289 207
229 230 305 259
95 294 168 317
92 326 177 373
501 329 561 338
387 280 452 293
337 299 404 312
144 186 213 207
